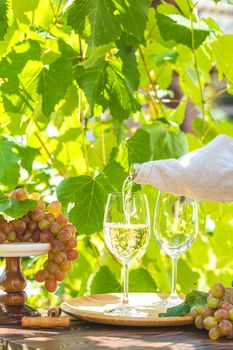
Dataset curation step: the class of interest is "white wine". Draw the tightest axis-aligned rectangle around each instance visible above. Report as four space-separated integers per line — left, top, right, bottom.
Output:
104 223 150 263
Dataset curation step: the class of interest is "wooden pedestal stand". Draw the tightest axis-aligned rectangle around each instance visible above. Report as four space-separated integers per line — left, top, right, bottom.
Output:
0 243 50 325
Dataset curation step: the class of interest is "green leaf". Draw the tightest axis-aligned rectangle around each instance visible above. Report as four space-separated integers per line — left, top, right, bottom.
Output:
75 58 107 112
126 128 152 164
89 266 121 294
212 35 233 90
143 121 188 160
119 0 150 40
159 302 190 317
0 137 21 187
97 161 127 196
57 175 105 235
0 197 37 221
67 0 121 49
106 62 140 120
185 290 208 307
38 57 72 117
129 268 157 292
156 12 211 49
0 0 8 40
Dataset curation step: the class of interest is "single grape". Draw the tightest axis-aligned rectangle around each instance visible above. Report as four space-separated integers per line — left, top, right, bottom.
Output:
210 283 225 298
214 309 228 322
207 296 219 309
51 239 66 252
56 213 68 226
195 305 205 315
47 201 61 216
66 237 78 249
54 270 66 281
53 252 67 265
50 222 61 235
40 230 53 243
66 249 78 261
22 215 30 224
45 279 57 293
0 221 13 234
47 262 59 274
7 231 17 242
35 270 45 283
202 306 215 318
31 209 44 222
203 316 217 330
29 192 40 201
57 229 72 241
60 260 72 272
64 224 76 236
218 319 233 336
195 315 204 330
41 269 50 280
36 199 46 210
12 219 26 234
0 231 6 243
44 213 55 223
209 327 221 341
190 307 198 319
18 231 32 242
38 219 50 230
9 188 28 201
221 302 233 312
27 221 38 232
32 230 40 242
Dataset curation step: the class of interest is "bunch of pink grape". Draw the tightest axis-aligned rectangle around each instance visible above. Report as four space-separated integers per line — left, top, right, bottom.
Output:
192 283 233 340
0 188 78 293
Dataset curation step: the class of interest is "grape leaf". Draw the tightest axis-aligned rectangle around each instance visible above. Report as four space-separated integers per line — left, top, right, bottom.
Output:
0 0 8 40
156 12 211 49
129 268 157 292
143 121 188 160
0 137 21 187
126 128 152 164
38 57 72 117
119 0 150 40
0 197 37 221
159 302 190 317
97 161 127 196
67 0 121 49
106 62 140 120
89 266 121 294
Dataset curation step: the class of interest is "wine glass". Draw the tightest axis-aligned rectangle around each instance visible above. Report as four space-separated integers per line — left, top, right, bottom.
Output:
154 191 198 307
103 192 150 317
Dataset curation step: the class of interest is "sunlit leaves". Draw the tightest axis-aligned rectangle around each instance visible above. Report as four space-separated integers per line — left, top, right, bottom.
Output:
126 128 152 164
129 268 157 292
67 0 121 49
156 12 211 49
38 57 73 117
0 0 8 40
0 137 37 188
57 161 126 234
67 0 150 49
89 266 121 294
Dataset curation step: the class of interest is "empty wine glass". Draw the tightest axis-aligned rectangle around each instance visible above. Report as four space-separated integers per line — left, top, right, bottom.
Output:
154 191 198 307
104 192 150 317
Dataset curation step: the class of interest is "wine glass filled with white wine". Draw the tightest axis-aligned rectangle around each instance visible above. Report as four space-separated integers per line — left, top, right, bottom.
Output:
104 192 150 317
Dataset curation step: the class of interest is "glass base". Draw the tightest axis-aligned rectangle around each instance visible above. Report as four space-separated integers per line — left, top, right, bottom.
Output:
153 293 184 308
104 304 148 317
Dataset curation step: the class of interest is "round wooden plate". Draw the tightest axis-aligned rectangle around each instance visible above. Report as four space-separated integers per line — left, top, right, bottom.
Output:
61 293 193 327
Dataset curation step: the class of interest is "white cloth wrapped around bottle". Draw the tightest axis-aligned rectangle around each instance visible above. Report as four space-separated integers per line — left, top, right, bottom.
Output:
134 134 233 202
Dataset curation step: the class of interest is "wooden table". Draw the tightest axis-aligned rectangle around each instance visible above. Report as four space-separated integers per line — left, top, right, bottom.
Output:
0 318 232 350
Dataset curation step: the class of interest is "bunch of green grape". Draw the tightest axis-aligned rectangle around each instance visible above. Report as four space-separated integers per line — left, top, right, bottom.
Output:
0 188 78 293
191 283 233 340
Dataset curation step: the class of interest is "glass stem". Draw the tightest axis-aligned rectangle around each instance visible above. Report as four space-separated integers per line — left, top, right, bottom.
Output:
122 263 129 305
171 257 178 296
